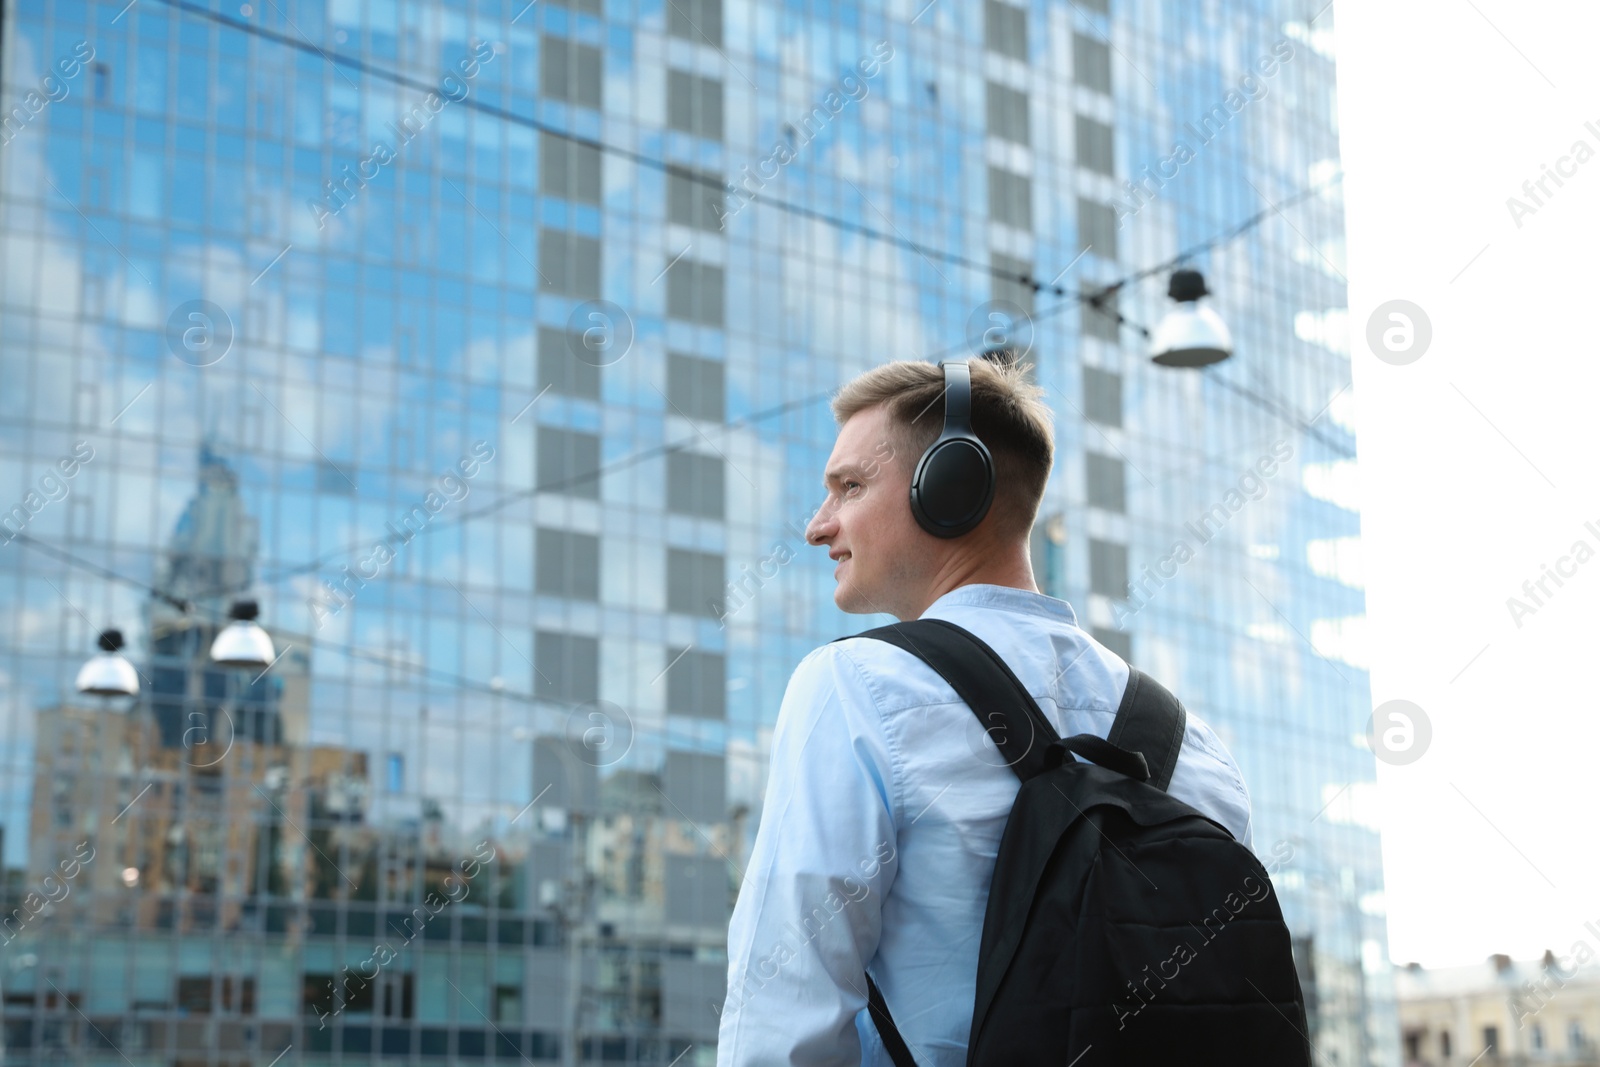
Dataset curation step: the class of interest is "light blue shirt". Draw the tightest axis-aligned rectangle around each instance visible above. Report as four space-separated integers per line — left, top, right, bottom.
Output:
716 583 1253 1066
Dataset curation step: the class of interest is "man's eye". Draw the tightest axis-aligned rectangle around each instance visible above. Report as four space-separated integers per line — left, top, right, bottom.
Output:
843 481 862 493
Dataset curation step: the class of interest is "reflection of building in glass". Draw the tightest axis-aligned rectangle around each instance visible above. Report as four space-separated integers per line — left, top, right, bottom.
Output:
0 0 1391 1061
1397 955 1600 1066
143 445 301 750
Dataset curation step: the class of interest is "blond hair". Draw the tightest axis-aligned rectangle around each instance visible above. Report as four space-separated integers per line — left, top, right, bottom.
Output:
830 356 1055 541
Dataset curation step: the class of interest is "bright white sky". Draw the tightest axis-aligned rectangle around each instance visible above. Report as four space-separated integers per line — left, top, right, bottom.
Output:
1336 2 1600 967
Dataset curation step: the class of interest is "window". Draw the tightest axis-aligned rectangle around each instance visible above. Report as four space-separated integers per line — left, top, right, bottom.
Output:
1076 114 1115 176
541 37 602 108
1078 0 1108 11
537 426 601 499
533 630 600 703
667 69 724 140
1441 1029 1452 1057
554 0 601 12
986 82 1030 145
666 647 726 719
666 451 724 519
666 258 725 326
537 327 603 400
1083 366 1122 425
176 977 213 1014
540 132 601 204
989 166 1032 230
1083 285 1121 343
1531 1024 1544 1050
538 230 601 298
1092 626 1131 661
1077 197 1119 261
665 751 726 823
668 0 722 47
1086 452 1125 512
386 753 403 793
1089 538 1128 598
494 985 522 1024
666 547 725 617
667 165 725 231
666 352 725 421
984 0 1027 59
303 974 335 1018
990 251 1035 319
1482 1027 1498 1054
1074 33 1112 93
1571 1020 1586 1051
535 528 601 601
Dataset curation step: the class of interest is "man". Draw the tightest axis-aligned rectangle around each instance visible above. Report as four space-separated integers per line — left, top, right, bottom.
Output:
715 357 1253 1065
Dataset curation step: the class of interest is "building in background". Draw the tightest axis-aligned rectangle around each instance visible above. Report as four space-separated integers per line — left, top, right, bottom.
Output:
1397 954 1600 1066
0 0 1391 1061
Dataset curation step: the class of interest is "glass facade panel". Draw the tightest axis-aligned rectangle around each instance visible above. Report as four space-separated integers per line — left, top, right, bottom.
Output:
0 0 1393 1061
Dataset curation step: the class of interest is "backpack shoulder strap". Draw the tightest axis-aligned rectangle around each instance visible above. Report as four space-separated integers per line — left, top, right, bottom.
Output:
1106 666 1187 792
838 617 1060 783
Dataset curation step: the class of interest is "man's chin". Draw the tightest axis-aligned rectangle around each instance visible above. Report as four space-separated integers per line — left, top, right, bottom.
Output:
834 582 878 616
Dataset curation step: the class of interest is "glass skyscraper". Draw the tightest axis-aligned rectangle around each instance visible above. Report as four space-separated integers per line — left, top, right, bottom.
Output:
0 0 1394 1061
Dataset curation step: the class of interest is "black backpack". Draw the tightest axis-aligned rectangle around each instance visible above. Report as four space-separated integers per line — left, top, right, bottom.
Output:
843 618 1311 1067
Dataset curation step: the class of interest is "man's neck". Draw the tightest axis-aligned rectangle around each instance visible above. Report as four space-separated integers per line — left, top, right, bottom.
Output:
904 550 1039 620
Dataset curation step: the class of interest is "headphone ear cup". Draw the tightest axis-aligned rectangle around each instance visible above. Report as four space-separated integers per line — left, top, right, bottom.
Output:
911 437 996 537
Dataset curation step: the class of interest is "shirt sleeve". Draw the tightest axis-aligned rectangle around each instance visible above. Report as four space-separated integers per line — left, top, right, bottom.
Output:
716 643 901 1066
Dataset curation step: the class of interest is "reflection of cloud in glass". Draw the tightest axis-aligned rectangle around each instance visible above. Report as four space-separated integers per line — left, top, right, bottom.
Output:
1307 536 1364 588
1302 460 1361 511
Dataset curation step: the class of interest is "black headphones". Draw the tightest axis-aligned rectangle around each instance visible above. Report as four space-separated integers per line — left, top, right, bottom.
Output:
908 360 997 538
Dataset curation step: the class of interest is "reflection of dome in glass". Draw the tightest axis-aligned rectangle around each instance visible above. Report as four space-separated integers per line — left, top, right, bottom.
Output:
156 442 260 610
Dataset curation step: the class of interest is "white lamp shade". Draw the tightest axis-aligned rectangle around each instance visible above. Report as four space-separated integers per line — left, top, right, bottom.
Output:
210 620 275 669
76 653 140 697
1150 301 1233 367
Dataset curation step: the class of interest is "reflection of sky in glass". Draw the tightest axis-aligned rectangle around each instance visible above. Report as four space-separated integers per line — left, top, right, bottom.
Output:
0 0 1390 1059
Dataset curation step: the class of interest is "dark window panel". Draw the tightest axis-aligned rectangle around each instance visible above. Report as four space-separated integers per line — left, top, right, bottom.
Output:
664 751 725 823
666 451 724 519
1077 198 1119 262
666 547 725 617
539 133 602 204
533 631 601 703
666 259 725 326
667 165 726 231
989 166 1032 230
665 647 726 719
1089 538 1128 599
983 0 1027 59
535 528 601 601
1074 32 1112 93
537 426 601 499
1093 626 1133 662
537 326 603 400
668 0 723 47
667 69 724 140
990 251 1035 318
1086 452 1126 512
1076 114 1115 176
1083 366 1123 426
538 230 602 298
541 37 603 108
666 352 725 421
986 81 1030 145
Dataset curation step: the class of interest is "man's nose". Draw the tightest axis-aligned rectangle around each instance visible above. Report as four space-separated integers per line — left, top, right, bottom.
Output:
805 499 837 545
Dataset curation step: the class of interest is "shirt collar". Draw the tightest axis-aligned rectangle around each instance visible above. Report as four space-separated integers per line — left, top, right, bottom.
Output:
919 583 1079 626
